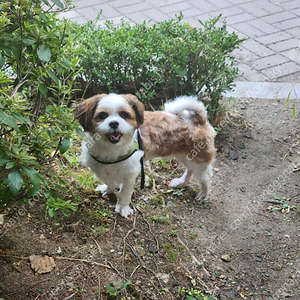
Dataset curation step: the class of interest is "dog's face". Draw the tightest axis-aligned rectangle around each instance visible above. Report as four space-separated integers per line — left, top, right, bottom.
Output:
75 94 144 145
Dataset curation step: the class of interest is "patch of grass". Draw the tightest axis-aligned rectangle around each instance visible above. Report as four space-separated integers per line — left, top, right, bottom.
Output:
164 243 178 261
178 286 215 300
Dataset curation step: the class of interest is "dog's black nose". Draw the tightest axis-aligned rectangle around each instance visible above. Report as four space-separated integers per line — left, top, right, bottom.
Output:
109 121 119 129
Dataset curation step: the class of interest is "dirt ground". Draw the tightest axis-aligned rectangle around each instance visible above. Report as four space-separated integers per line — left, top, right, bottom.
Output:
0 97 300 300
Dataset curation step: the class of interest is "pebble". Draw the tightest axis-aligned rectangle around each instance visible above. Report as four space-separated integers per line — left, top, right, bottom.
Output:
149 246 159 254
221 254 231 262
229 150 238 160
166 201 177 208
243 131 252 139
238 143 245 149
133 231 140 238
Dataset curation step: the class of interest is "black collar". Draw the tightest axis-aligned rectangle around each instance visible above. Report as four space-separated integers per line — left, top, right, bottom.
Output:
90 130 145 189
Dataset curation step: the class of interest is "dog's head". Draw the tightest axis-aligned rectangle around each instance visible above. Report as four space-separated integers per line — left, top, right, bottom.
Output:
75 93 145 144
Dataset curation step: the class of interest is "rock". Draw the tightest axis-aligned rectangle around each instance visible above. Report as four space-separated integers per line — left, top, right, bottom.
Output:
243 131 252 139
133 231 140 238
166 201 177 208
149 246 159 254
238 142 245 149
229 150 238 160
135 246 145 257
221 254 231 262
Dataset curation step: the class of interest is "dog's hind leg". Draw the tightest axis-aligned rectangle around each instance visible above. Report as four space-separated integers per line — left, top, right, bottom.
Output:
169 169 193 188
192 163 213 201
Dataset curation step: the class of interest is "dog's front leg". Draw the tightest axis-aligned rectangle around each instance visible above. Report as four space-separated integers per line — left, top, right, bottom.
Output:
115 176 137 218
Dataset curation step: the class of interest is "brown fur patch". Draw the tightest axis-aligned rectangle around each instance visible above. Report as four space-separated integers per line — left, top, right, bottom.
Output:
140 111 216 164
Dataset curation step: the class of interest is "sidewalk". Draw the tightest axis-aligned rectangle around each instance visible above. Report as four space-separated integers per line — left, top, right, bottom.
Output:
59 0 300 98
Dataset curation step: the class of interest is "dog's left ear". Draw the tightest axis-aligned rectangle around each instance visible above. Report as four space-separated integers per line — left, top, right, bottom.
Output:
122 94 145 127
74 94 107 132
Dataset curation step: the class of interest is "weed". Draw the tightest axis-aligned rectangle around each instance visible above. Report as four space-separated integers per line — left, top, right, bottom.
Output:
178 286 215 300
105 281 130 296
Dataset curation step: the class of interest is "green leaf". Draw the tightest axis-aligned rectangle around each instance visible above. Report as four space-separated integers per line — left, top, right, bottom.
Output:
60 138 70 154
8 168 23 195
22 37 36 46
38 82 47 98
37 44 51 62
0 110 19 130
47 70 59 85
6 161 17 169
21 165 41 188
0 52 5 68
26 187 40 197
50 0 64 9
186 296 197 300
48 207 55 218
0 158 10 165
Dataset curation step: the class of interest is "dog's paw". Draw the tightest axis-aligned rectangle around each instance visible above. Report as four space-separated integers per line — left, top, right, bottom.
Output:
195 192 208 202
95 184 116 196
169 178 186 188
115 204 133 218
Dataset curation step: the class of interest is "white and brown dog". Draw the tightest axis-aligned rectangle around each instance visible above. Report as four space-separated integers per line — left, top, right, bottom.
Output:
75 93 216 217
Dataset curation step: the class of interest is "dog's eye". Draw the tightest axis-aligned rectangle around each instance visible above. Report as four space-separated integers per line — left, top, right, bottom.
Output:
119 111 129 119
97 112 108 119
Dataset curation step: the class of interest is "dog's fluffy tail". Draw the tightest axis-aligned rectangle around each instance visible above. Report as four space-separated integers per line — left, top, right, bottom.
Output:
164 96 207 126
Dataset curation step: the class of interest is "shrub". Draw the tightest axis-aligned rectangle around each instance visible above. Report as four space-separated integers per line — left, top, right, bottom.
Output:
0 0 82 214
71 13 245 117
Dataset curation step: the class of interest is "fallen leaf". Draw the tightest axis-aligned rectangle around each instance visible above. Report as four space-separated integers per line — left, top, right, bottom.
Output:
29 254 55 274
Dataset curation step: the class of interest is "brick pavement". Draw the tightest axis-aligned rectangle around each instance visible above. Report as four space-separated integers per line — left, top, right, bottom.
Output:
59 0 300 84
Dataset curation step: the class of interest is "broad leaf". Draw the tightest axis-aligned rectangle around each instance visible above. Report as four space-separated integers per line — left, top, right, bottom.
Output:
50 0 64 9
37 44 51 62
8 168 23 195
38 82 47 98
21 165 41 188
60 138 70 154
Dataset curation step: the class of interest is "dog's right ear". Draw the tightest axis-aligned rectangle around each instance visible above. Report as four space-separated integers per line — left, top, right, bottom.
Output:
74 94 107 132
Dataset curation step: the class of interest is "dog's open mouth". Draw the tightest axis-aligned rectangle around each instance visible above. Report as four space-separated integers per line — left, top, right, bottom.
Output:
107 131 123 144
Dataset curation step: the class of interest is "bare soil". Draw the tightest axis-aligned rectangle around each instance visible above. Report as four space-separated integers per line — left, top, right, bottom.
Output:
0 97 300 300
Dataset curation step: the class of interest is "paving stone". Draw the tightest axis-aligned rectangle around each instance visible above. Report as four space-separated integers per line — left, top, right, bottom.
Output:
279 0 300 10
93 4 120 19
189 0 217 12
282 49 300 65
267 38 300 53
253 54 289 71
237 64 267 82
110 0 143 8
262 11 298 24
256 32 293 45
159 2 193 14
143 8 170 23
273 18 300 31
247 19 281 35
242 39 275 58
231 22 265 38
261 61 300 80
238 1 270 18
118 2 153 14
208 0 233 9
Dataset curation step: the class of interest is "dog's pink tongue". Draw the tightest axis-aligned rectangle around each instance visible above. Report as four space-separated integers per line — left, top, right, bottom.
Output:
110 133 121 140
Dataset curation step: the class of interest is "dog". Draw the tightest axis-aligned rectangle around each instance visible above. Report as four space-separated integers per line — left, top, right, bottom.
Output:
75 93 216 217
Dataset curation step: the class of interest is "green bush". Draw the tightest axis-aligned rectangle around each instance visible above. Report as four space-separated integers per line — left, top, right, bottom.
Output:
71 13 245 117
0 0 82 213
